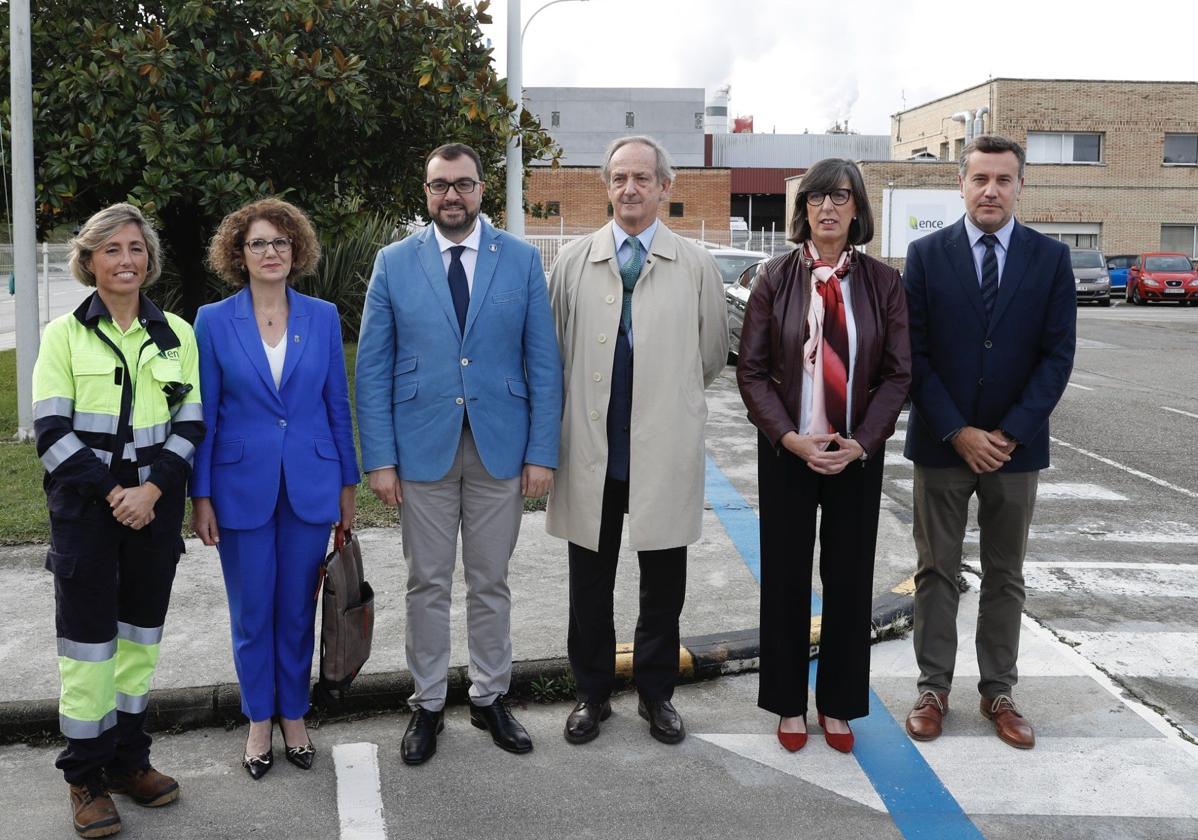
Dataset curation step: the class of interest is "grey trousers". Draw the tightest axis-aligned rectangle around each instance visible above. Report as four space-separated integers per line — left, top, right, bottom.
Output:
399 428 523 712
911 463 1038 699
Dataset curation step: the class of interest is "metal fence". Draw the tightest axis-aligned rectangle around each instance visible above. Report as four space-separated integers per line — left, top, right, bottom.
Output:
0 243 77 330
525 229 792 274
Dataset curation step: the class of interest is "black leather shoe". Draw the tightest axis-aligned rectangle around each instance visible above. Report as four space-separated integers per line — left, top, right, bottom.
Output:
284 741 316 770
401 708 444 765
469 696 533 754
242 749 273 781
638 698 685 744
564 701 612 745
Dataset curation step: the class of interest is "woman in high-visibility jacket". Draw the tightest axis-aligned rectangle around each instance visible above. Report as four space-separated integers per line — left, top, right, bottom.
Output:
32 203 204 838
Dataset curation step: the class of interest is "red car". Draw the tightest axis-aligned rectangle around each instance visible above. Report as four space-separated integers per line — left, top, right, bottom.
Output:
1127 252 1198 305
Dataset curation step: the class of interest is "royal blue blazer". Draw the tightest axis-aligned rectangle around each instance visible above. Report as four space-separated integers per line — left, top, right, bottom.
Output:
190 287 360 529
903 218 1076 472
355 219 562 481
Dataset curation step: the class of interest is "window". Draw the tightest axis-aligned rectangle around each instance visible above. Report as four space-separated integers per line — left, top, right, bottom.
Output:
940 141 950 161
954 138 965 160
544 201 560 217
1027 132 1102 164
606 202 613 217
625 111 635 128
695 112 704 129
1045 232 1099 249
668 202 684 218
1161 224 1198 258
1164 134 1198 165
550 110 560 128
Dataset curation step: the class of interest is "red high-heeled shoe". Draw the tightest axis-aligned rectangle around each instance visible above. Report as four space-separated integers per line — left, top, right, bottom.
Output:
776 716 808 752
818 712 854 753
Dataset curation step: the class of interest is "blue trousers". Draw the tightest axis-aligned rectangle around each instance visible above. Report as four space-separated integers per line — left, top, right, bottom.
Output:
218 481 331 721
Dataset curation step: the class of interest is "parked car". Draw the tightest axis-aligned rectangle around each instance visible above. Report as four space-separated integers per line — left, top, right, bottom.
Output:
709 246 769 286
1105 254 1136 298
1070 248 1112 306
1126 253 1198 305
726 258 766 360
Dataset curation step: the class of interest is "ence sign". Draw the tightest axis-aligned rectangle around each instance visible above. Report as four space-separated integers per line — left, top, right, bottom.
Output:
882 189 965 258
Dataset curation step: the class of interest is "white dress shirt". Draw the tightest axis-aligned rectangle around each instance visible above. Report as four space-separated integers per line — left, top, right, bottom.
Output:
433 220 482 291
964 215 1015 286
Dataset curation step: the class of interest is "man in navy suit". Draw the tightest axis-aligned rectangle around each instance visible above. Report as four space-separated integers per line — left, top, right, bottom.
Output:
901 135 1076 750
356 144 563 765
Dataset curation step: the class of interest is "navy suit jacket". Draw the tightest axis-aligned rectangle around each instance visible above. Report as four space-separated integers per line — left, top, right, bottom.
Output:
902 218 1076 471
190 287 360 529
355 219 562 481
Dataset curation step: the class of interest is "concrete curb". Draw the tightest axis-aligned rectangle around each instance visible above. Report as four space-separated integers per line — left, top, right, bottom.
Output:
0 579 915 745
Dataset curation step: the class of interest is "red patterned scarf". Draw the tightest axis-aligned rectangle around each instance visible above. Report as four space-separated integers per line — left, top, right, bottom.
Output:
801 241 852 437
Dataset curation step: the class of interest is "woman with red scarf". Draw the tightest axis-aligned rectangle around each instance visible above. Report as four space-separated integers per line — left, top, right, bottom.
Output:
736 158 911 753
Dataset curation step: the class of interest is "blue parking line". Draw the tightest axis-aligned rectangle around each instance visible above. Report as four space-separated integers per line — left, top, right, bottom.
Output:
705 453 984 840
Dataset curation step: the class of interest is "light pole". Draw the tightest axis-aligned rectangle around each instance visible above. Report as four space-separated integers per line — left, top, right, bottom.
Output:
505 0 589 238
10 0 37 440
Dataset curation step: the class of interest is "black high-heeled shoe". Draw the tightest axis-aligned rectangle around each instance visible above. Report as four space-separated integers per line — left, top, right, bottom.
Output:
242 748 274 780
284 741 316 770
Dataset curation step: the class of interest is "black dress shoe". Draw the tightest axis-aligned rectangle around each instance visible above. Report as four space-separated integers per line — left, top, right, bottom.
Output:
284 741 316 770
638 698 685 744
564 701 612 745
242 749 274 781
469 696 533 754
401 708 444 765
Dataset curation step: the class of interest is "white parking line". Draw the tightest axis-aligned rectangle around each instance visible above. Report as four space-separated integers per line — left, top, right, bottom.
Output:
1050 436 1198 500
1066 382 1094 391
890 479 1125 500
1161 406 1198 420
334 742 387 840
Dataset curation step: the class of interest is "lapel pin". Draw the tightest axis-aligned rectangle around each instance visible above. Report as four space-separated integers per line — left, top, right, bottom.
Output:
293 335 300 343
489 244 498 252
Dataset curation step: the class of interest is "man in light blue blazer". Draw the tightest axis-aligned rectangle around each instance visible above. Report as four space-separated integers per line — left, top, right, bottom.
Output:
356 143 563 765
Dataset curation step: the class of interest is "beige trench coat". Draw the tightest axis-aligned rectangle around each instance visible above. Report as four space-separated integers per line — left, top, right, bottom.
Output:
546 222 729 552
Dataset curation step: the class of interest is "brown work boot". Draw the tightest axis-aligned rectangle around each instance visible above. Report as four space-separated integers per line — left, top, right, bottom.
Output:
68 780 122 838
905 690 949 741
105 765 180 807
981 695 1035 749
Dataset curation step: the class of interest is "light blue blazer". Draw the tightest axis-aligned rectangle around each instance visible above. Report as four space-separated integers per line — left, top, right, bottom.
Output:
355 219 562 481
190 287 360 530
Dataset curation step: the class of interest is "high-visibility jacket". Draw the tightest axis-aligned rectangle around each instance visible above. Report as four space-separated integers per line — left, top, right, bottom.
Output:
32 292 204 525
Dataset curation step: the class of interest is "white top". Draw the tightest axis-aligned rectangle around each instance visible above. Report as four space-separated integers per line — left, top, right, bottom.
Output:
964 214 1015 286
263 338 286 389
799 273 858 437
433 221 482 291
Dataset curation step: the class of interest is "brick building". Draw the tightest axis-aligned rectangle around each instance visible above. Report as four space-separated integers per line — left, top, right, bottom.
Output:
788 79 1198 268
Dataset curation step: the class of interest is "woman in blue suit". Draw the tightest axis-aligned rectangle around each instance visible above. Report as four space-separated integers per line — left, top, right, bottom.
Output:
190 198 358 779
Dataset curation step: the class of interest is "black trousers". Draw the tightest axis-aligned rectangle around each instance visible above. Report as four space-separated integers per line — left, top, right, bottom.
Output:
757 433 884 720
567 478 687 703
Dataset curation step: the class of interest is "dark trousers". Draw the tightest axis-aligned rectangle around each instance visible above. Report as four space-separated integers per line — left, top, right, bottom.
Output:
567 478 687 703
757 433 883 720
49 475 181 784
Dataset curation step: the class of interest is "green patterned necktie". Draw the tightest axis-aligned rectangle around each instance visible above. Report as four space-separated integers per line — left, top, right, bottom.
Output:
619 236 643 334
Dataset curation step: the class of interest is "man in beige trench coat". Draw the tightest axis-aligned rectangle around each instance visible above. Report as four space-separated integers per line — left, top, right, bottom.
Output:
547 135 728 746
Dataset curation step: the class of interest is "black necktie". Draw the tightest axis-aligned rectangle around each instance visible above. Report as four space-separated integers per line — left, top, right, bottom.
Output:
448 245 469 334
979 233 999 320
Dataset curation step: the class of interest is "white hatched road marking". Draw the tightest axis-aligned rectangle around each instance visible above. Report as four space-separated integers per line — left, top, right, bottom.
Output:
1066 381 1094 391
889 479 1124 500
1051 436 1198 499
1024 561 1198 569
1024 564 1198 597
1162 405 1198 420
1060 632 1198 679
334 742 387 840
967 525 1198 545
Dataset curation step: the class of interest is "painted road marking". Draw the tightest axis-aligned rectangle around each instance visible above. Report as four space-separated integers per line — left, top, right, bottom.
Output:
333 742 386 840
1024 560 1198 569
1066 381 1095 391
1023 564 1198 597
890 479 1125 500
1051 436 1198 500
1162 405 1198 420
1059 632 1198 679
704 454 984 840
981 527 1198 545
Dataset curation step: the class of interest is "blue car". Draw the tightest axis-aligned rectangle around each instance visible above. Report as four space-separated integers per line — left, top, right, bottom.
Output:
1105 254 1136 298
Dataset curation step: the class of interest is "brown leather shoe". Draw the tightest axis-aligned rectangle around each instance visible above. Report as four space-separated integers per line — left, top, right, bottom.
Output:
68 781 122 838
905 690 948 741
981 695 1035 749
105 766 180 807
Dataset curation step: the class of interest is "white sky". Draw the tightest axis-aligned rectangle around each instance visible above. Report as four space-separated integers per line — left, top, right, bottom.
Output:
480 0 1198 136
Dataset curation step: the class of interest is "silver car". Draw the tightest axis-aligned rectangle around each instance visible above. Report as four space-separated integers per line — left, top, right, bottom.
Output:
1071 248 1112 306
726 258 766 360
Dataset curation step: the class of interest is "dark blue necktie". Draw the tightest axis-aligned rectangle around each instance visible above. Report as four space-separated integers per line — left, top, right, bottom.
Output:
448 245 469 334
979 233 1000 320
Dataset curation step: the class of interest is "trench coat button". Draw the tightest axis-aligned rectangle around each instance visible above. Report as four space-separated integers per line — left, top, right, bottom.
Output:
278 419 287 428
978 377 985 385
983 340 993 349
456 397 465 405
593 372 602 382
598 333 607 343
589 410 600 421
605 294 615 304
461 357 470 366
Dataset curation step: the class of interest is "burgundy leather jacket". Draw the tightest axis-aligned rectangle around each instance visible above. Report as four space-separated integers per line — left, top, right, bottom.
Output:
736 248 912 458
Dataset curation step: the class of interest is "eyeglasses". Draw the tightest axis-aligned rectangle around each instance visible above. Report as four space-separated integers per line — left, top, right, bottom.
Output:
806 189 853 206
244 237 292 255
425 178 480 195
